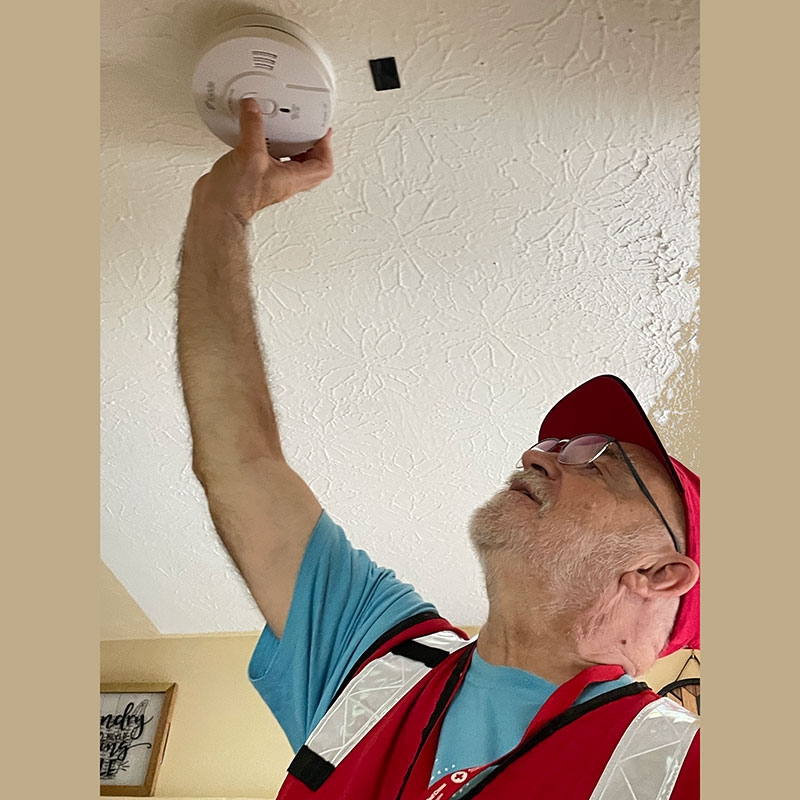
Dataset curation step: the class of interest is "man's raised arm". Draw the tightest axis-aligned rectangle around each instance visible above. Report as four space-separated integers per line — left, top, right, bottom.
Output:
177 98 334 637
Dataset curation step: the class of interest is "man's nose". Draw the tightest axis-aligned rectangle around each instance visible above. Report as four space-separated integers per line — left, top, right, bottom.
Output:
519 448 562 476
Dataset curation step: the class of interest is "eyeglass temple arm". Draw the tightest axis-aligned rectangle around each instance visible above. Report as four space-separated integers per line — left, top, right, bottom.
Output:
615 444 681 553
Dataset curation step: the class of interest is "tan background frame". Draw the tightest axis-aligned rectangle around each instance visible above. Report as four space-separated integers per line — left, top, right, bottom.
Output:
4 3 796 800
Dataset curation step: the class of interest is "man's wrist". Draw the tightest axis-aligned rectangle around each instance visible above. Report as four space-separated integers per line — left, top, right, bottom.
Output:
183 201 252 252
188 199 249 228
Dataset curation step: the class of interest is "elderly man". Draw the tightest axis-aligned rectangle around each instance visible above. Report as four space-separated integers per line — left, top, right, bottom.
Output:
178 99 700 799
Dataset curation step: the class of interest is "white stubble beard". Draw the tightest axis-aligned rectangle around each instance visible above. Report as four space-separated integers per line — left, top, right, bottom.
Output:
468 473 622 620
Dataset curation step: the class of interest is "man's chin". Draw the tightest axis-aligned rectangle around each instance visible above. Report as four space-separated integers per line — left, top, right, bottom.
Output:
467 494 505 548
468 492 534 556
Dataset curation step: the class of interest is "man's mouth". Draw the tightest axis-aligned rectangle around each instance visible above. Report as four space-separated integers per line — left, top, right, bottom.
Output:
508 480 542 505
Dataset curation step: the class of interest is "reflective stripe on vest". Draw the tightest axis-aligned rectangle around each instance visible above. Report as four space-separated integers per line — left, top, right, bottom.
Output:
293 637 698 799
304 630 472 770
588 697 699 800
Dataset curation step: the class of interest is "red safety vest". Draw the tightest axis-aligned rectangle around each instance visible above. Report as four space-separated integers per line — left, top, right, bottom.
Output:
277 616 699 800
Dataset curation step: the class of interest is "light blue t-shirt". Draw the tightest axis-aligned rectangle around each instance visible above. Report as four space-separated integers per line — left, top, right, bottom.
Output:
248 511 632 783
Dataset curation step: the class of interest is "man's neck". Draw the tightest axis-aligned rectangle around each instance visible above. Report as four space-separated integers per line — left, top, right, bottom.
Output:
476 612 595 685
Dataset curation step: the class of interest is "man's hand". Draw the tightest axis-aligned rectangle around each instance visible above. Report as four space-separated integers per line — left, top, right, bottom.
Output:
190 97 334 225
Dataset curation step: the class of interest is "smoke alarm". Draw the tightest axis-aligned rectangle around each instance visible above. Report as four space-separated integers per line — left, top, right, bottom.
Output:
191 14 335 158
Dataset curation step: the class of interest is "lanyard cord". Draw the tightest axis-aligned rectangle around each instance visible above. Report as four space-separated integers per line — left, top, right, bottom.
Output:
402 660 645 800
393 642 477 800
453 682 651 800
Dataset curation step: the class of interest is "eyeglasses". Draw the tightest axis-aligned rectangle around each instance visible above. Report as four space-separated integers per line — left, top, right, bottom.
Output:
522 434 681 553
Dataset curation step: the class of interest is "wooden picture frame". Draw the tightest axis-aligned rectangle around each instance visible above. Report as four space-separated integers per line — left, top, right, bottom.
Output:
657 650 700 716
100 683 177 796
659 677 700 715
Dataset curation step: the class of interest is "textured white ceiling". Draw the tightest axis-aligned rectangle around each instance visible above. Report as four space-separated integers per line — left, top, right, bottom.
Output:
101 0 699 635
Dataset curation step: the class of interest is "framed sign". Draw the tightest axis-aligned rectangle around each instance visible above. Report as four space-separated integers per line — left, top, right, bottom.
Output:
100 683 177 796
659 677 700 715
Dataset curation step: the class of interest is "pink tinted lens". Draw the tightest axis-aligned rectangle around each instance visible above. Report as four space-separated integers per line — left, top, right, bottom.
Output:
559 435 610 464
531 438 561 452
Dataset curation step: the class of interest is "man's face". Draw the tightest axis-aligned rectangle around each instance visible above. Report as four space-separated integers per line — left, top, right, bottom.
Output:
468 440 685 602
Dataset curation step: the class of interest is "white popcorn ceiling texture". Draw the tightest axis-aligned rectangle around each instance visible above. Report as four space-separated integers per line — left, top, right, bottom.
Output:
101 0 699 634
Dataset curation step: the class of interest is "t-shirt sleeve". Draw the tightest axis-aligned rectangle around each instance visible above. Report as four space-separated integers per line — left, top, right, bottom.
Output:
248 510 438 751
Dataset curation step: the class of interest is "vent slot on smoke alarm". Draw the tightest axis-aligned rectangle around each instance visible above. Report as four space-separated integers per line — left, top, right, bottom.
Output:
252 50 277 70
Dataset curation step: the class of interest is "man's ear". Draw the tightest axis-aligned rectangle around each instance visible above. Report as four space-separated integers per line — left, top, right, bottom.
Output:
619 554 699 600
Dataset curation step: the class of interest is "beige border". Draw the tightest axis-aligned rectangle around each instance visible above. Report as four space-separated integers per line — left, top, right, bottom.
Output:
703 1 795 796
8 1 99 798
12 0 790 797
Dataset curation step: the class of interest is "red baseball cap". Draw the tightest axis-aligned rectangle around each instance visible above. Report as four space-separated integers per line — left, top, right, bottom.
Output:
538 374 699 657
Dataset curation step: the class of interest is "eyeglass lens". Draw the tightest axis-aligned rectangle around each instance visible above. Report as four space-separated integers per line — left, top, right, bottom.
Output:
525 435 681 552
531 435 610 465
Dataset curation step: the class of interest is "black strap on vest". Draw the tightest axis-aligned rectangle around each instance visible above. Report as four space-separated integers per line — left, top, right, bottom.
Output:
391 638 453 668
287 745 334 791
330 611 442 706
287 614 454 791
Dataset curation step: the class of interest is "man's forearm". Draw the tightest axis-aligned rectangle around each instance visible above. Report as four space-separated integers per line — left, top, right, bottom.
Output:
178 208 283 483
173 101 332 634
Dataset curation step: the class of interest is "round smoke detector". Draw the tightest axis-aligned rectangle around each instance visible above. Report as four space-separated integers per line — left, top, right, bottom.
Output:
191 14 335 159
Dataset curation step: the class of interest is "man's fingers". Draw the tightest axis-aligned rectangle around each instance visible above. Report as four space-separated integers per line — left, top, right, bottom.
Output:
291 129 333 164
237 98 268 154
312 128 334 165
288 130 334 178
286 149 334 190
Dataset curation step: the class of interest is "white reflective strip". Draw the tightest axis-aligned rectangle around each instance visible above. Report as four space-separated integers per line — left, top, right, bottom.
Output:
305 631 471 767
415 630 476 651
589 697 699 800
